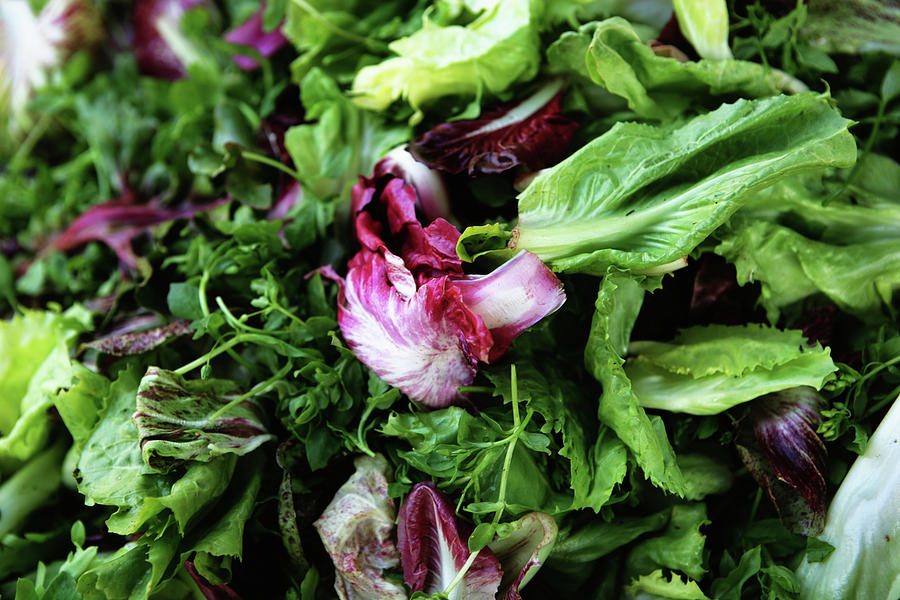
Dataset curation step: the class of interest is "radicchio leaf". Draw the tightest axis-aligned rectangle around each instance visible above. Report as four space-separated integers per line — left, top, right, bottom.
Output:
47 194 222 272
327 160 565 407
223 4 287 70
133 0 206 80
488 512 557 600
449 251 566 362
324 250 493 408
407 81 578 176
313 455 406 600
374 147 451 222
1 0 102 133
132 367 275 472
83 319 191 356
735 387 828 535
398 482 501 599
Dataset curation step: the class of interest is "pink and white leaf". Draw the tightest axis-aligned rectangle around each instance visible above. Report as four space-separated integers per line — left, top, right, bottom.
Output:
488 512 557 600
313 455 407 600
398 482 502 599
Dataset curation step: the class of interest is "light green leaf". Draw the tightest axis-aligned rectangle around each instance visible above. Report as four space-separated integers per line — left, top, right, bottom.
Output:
350 0 541 121
626 324 836 415
715 220 900 323
585 272 685 495
673 0 732 60
626 569 710 599
459 94 856 274
585 18 777 119
626 503 710 581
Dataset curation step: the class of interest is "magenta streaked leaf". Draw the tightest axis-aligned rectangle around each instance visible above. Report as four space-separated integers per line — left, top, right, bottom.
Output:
83 319 191 356
313 455 406 600
329 250 493 408
133 367 275 472
407 81 579 176
735 387 828 535
224 6 287 70
450 251 566 361
330 163 565 407
133 0 206 80
398 482 502 599
488 512 557 600
375 147 451 222
48 195 222 271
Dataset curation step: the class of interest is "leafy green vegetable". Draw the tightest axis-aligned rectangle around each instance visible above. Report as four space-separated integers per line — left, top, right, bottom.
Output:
625 324 836 415
458 93 855 274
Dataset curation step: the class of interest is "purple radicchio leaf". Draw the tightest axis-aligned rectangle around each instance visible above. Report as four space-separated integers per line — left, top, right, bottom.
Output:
320 250 494 408
488 512 557 600
47 194 223 272
406 80 579 176
132 367 275 473
133 0 207 80
185 557 244 600
323 165 565 408
82 319 191 356
449 251 566 362
398 482 502 599
223 4 287 71
313 454 406 600
374 147 451 222
735 386 828 535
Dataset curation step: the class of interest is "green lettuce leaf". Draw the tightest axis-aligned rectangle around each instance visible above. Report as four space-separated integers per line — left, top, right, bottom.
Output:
801 0 900 56
0 311 79 467
626 569 710 600
585 272 685 495
284 68 409 202
133 367 274 473
63 364 237 536
350 0 541 121
738 153 900 245
626 503 710 581
715 220 900 322
457 93 856 274
585 17 779 119
626 324 836 415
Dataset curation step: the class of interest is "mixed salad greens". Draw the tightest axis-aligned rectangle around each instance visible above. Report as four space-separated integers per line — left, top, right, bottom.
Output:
1 0 900 598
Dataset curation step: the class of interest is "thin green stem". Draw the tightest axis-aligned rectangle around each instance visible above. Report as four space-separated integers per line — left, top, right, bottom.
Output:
492 364 521 526
198 271 211 317
208 362 292 420
443 549 482 597
457 385 495 394
10 113 54 168
215 296 288 337
174 335 247 375
241 150 304 182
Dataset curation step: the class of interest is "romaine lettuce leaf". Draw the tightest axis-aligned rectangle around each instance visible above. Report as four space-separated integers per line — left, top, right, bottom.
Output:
458 93 856 275
715 220 900 322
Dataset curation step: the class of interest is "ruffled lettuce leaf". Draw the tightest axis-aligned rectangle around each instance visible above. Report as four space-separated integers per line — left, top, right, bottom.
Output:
714 220 900 323
133 367 274 473
584 271 685 495
284 68 410 203
350 0 541 121
625 324 836 415
626 569 711 600
457 93 856 274
625 503 709 582
583 17 781 120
